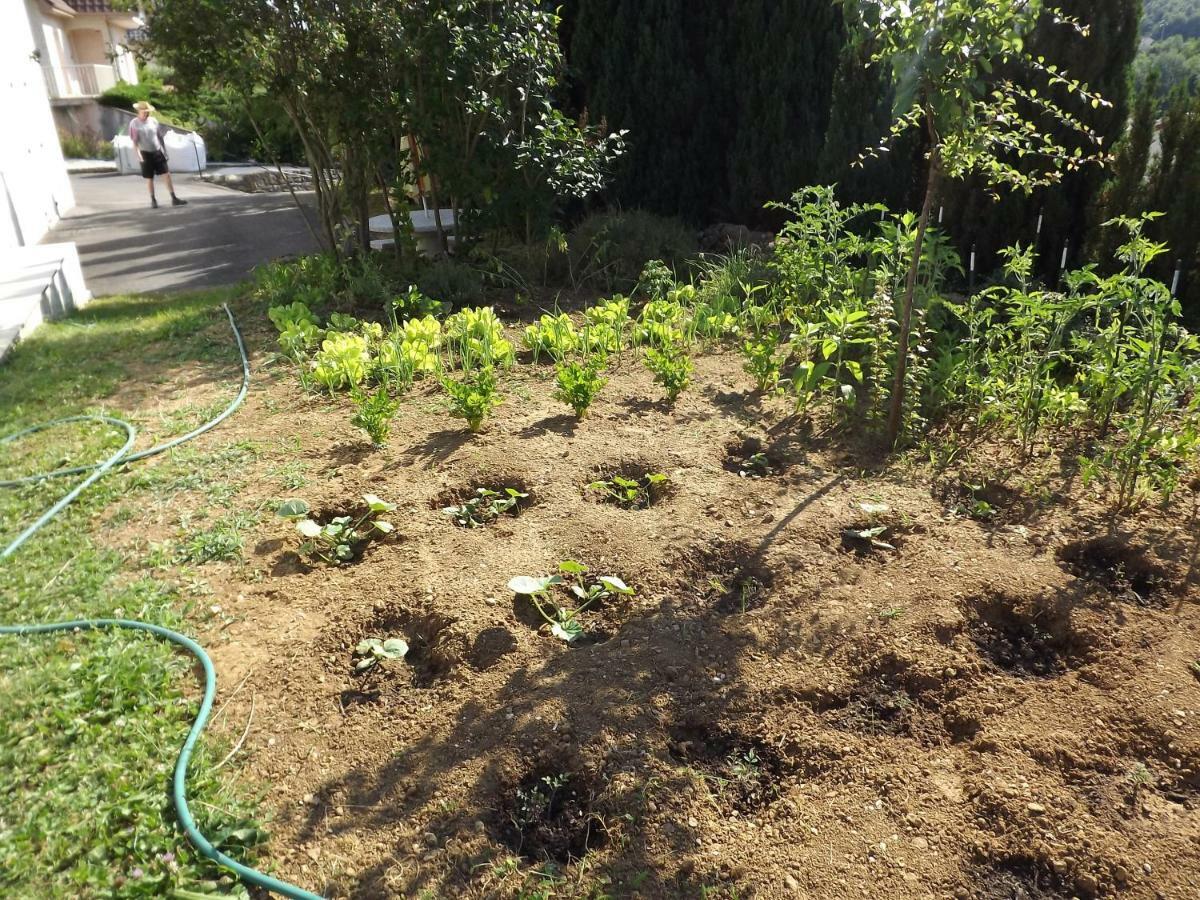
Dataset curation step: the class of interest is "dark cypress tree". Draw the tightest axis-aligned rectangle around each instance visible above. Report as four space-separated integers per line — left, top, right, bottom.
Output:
1091 72 1159 258
565 1 846 227
940 0 1143 279
1145 88 1200 321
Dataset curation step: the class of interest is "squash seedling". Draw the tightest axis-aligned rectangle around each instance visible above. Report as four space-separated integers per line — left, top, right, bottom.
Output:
353 637 409 672
443 487 528 528
588 472 668 510
277 494 395 565
507 560 634 644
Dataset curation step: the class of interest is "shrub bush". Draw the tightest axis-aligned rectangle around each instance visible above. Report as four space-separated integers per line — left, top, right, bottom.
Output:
568 210 698 293
418 259 485 309
57 130 113 160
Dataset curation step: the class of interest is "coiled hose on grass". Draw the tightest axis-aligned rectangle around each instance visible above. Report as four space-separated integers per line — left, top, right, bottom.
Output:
0 304 325 900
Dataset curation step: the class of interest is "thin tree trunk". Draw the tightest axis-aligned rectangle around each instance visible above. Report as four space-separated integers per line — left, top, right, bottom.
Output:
242 96 323 251
886 148 941 448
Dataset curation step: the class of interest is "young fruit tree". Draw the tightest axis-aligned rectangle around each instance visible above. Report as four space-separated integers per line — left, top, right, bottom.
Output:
855 0 1112 447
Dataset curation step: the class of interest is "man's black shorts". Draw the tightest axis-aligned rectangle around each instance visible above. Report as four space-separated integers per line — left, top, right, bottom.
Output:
140 150 169 178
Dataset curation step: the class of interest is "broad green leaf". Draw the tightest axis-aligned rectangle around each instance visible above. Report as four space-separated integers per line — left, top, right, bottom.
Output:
355 638 382 655
276 498 310 518
598 576 634 595
373 520 395 534
355 657 377 671
296 519 322 538
379 638 409 659
508 575 549 595
558 560 588 575
363 493 395 513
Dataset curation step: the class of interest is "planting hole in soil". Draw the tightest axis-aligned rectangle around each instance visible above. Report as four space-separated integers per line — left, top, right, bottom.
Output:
723 437 786 478
469 626 519 671
939 477 1032 525
508 561 633 646
972 857 1073 900
822 674 922 739
586 462 672 510
964 594 1087 678
352 610 465 688
277 494 396 566
668 723 785 812
434 476 536 528
1058 536 1169 606
682 540 774 615
494 763 607 865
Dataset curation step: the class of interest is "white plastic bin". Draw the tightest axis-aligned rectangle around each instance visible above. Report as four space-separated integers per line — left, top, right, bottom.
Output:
111 134 139 175
164 131 207 172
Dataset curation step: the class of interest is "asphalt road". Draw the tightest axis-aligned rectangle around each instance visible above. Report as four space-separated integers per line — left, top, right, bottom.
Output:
48 172 320 297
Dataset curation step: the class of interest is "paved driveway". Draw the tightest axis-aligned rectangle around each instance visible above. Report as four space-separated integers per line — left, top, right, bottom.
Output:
48 173 321 297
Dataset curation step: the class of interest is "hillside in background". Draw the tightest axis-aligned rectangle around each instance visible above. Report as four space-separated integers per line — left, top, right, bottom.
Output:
1138 0 1200 99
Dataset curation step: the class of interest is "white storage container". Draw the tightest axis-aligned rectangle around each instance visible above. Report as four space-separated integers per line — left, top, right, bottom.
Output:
164 131 207 172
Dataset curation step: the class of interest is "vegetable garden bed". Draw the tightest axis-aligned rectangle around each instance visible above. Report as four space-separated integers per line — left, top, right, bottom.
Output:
141 303 1200 900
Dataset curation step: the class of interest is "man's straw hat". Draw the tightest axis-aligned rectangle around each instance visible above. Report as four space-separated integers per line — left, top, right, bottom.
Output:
133 101 155 113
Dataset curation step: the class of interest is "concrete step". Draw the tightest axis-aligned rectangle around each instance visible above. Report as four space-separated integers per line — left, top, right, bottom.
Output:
0 243 91 363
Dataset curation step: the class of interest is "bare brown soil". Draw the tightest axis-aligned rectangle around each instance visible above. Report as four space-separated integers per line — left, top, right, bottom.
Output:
110 306 1200 899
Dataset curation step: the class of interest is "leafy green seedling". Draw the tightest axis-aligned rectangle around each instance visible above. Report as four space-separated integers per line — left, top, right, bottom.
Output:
553 356 608 417
644 345 693 403
443 487 528 528
277 494 395 565
507 560 634 643
350 384 401 447
737 452 774 478
588 472 669 510
442 365 501 432
353 637 409 672
842 525 896 553
726 749 761 783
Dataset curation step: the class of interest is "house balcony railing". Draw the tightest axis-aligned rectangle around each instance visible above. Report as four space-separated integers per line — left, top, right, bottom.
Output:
42 64 118 100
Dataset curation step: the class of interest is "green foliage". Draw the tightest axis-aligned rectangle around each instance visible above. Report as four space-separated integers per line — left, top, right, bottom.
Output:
553 357 608 418
312 332 371 392
568 210 698 293
636 259 677 300
442 487 528 528
644 344 693 403
277 495 395 565
566 0 844 225
417 259 485 308
587 473 669 510
350 385 400 447
442 366 502 432
523 312 579 362
444 307 515 370
57 129 113 160
741 333 783 393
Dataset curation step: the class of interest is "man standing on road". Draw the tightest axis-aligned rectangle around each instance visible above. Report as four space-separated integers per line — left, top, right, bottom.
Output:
129 101 186 209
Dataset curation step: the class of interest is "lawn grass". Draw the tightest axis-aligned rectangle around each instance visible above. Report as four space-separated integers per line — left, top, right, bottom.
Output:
0 291 266 899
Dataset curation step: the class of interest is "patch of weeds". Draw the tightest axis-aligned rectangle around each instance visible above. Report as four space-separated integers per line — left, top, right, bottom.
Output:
587 471 669 510
0 287 265 898
1058 535 1169 606
272 460 309 490
964 594 1087 678
508 561 634 645
276 494 395 565
941 478 1031 525
176 511 256 563
723 438 785 478
443 486 529 528
496 765 607 865
668 724 784 812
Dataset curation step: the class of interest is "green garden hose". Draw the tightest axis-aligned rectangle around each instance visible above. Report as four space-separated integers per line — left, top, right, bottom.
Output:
0 305 325 900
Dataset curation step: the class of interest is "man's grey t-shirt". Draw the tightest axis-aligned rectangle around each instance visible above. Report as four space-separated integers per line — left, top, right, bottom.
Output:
129 117 164 154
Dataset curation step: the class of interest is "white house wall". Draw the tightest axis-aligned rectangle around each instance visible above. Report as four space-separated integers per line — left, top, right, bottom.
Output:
0 1 75 248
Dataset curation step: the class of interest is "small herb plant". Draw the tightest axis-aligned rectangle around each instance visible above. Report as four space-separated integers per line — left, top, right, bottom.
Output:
644 345 693 403
553 357 608 418
508 560 634 644
353 637 408 672
350 384 400 447
277 495 395 565
588 472 669 510
443 365 502 432
443 487 529 528
735 451 773 478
